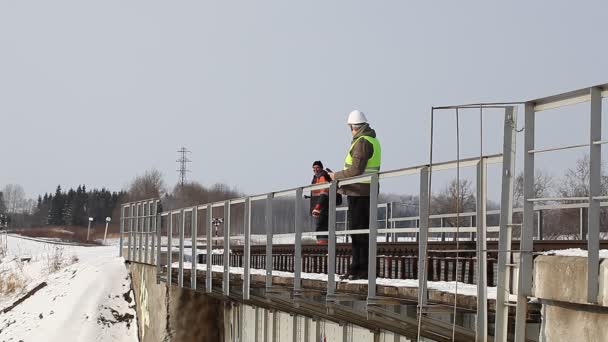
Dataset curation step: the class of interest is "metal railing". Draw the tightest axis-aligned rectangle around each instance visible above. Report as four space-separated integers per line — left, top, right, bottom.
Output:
511 83 608 342
118 83 608 342
120 152 506 342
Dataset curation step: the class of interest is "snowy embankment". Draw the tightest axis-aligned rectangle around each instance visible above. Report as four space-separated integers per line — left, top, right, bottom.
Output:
0 234 137 342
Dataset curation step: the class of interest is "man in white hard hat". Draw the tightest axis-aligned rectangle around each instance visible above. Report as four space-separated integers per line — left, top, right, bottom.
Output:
328 110 381 280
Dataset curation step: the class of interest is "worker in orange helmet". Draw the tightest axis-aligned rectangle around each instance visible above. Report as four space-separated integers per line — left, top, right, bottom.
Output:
310 161 331 245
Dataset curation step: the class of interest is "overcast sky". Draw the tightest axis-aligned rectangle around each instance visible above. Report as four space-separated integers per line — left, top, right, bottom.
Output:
1 1 607 199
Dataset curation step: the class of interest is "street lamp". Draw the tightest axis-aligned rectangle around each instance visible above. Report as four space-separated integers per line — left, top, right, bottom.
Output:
87 217 93 241
104 217 111 245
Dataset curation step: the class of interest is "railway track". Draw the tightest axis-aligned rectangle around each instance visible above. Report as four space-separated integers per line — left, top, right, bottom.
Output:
196 240 608 286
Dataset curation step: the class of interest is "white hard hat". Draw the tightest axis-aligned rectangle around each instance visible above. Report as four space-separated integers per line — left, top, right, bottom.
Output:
347 110 367 125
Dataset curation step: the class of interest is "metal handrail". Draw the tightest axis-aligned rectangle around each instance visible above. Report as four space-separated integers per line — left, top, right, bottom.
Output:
120 154 502 216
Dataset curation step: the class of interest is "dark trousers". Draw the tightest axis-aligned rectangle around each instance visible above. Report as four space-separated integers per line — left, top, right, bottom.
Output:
347 196 370 275
314 212 328 240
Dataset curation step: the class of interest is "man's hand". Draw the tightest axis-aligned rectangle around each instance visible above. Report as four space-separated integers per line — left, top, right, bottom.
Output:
312 204 321 217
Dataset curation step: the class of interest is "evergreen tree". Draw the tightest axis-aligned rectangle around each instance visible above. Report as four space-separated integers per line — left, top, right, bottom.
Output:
51 185 65 225
0 192 6 214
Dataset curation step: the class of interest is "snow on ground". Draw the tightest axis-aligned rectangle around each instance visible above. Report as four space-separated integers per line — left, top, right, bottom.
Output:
542 248 608 258
0 235 137 342
174 262 516 302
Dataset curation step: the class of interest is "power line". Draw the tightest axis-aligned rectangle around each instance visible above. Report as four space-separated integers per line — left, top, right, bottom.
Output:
176 147 191 187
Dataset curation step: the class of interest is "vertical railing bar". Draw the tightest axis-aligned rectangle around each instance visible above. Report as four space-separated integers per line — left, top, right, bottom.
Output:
127 204 132 260
579 207 584 240
244 197 251 300
168 212 173 286
418 166 430 307
144 201 150 264
327 182 338 300
476 158 488 341
191 206 198 289
139 202 144 262
149 200 154 263
119 205 125 258
294 188 303 294
156 202 161 285
385 204 389 242
494 106 517 341
142 201 147 264
588 86 602 303
223 200 231 296
515 102 535 342
206 204 213 292
134 203 139 262
179 209 185 288
151 200 158 265
367 173 379 301
265 194 274 289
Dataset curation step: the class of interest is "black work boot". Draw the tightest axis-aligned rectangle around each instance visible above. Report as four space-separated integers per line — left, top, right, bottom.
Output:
339 267 356 280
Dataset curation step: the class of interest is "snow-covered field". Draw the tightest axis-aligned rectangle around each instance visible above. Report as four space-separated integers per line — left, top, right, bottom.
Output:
0 235 138 342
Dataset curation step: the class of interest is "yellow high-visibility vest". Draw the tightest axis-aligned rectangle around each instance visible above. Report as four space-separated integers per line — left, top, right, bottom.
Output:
343 136 381 183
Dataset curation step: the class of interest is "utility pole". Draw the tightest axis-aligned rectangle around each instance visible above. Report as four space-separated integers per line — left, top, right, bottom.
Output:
176 147 191 187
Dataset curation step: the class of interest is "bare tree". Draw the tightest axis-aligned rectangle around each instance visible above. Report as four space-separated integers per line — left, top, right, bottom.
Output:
2 184 26 214
513 170 554 207
549 154 608 238
431 179 476 226
127 169 166 201
166 181 241 210
557 154 608 197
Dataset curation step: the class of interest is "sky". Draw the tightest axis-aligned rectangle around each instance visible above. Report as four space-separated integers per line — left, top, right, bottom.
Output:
1 1 608 199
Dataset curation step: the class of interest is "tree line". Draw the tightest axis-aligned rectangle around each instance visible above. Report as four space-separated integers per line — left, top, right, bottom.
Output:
0 184 126 228
35 185 126 227
2 154 607 240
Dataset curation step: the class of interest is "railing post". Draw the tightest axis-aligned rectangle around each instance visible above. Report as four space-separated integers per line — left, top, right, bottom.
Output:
515 102 535 342
494 106 517 341
179 209 185 288
223 201 231 296
134 203 140 262
294 188 304 294
138 202 144 262
119 205 125 258
327 182 338 301
144 201 150 264
168 212 173 286
192 206 198 290
418 166 430 307
151 200 158 264
129 204 135 261
588 86 602 303
265 194 274 289
537 210 543 241
156 206 161 285
367 173 380 303
385 203 389 242
243 197 251 300
580 207 585 240
476 158 488 341
206 204 213 293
